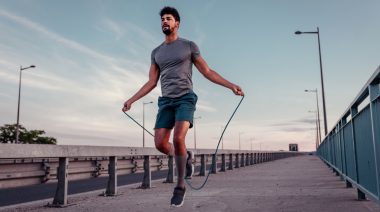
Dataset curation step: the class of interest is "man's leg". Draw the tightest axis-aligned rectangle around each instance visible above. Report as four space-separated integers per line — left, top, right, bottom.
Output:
154 128 174 156
169 121 190 207
172 121 190 188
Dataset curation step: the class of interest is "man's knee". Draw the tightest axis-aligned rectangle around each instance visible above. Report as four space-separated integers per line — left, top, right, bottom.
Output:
173 134 185 146
155 141 166 153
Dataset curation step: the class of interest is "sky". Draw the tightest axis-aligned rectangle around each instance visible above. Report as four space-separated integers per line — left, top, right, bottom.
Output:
0 0 379 152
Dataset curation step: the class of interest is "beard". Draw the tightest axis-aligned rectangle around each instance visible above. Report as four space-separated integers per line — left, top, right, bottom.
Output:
162 26 172 35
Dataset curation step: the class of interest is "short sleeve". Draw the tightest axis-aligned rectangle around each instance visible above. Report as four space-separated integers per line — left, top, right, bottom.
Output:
190 41 201 62
151 48 157 65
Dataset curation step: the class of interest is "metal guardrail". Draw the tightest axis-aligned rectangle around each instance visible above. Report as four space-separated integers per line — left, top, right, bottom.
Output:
317 65 380 207
0 144 301 207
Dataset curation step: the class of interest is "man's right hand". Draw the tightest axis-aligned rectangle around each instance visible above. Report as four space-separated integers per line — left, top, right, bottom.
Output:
122 100 132 112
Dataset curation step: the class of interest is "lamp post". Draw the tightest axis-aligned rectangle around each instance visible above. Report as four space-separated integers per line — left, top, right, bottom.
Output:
308 110 319 150
305 89 322 145
16 65 35 144
193 116 201 150
238 132 244 150
295 27 328 135
142 101 153 147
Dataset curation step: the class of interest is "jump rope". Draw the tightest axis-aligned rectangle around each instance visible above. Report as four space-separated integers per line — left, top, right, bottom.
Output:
123 95 244 190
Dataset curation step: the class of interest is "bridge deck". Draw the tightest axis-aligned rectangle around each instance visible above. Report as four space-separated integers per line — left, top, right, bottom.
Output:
2 155 379 212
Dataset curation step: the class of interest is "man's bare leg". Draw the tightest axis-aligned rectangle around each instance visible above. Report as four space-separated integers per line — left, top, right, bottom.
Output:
173 121 190 188
154 128 174 156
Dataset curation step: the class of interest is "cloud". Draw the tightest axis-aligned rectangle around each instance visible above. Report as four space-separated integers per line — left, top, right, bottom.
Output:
0 9 115 62
0 92 11 98
279 127 315 132
197 100 216 112
94 17 160 56
269 117 317 127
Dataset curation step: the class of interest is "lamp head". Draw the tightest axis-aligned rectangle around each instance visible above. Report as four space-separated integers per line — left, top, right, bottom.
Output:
295 31 302 35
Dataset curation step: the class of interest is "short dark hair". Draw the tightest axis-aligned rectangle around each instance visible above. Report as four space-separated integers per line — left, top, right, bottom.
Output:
160 7 180 22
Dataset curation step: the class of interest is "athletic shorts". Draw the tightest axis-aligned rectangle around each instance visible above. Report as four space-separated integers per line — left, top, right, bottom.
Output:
154 91 198 129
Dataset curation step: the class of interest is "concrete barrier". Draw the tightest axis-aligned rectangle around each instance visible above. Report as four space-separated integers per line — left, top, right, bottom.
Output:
0 144 302 207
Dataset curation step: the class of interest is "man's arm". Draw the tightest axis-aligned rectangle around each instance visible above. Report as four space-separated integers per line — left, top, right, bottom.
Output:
122 64 160 111
194 56 244 96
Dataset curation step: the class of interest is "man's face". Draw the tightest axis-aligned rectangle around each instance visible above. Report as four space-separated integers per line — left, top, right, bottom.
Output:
161 14 179 35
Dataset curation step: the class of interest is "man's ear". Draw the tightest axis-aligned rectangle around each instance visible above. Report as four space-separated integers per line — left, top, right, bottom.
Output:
175 21 180 29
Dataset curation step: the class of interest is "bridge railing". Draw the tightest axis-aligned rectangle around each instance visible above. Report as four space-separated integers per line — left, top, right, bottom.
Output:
0 144 302 207
317 65 380 205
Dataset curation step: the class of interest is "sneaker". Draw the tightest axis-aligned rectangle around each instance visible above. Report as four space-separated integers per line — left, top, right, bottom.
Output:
170 187 186 207
185 150 194 179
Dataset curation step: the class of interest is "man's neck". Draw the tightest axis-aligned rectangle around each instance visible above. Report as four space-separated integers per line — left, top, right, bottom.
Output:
165 33 178 43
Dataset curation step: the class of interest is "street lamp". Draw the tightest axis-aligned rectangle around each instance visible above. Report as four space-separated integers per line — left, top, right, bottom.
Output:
16 65 36 144
308 110 320 150
305 89 322 145
295 27 328 135
142 101 153 147
193 116 201 150
238 132 244 150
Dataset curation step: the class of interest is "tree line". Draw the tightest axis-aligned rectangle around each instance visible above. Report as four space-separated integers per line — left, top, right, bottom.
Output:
0 124 57 144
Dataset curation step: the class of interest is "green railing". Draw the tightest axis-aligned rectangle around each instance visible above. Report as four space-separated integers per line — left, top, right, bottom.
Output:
317 65 380 206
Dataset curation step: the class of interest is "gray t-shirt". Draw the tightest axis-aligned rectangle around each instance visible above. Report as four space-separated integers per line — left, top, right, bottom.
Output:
151 37 200 98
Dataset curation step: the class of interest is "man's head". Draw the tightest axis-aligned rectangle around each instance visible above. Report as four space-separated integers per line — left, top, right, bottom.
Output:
160 7 180 36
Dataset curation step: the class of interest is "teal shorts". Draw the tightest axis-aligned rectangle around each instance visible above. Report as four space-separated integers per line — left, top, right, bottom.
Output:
154 91 198 129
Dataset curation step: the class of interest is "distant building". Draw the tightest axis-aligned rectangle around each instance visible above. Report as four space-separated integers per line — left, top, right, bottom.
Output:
289 144 298 152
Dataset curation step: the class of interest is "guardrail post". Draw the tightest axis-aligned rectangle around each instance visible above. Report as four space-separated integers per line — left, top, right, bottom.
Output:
369 83 380 204
235 154 240 168
140 155 151 189
211 154 217 174
199 154 206 176
220 154 226 172
245 153 249 166
346 180 353 188
51 157 69 207
240 153 245 167
358 189 366 200
259 153 263 163
165 156 174 183
250 153 254 165
228 154 233 170
350 106 361 200
105 156 117 196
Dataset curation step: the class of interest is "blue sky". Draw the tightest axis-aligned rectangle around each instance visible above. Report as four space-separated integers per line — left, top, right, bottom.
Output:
0 0 379 151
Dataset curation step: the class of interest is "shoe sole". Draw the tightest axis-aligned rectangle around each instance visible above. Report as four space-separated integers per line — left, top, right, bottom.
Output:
170 194 186 207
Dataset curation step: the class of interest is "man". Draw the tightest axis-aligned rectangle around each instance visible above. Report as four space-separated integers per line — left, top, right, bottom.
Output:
122 6 244 207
